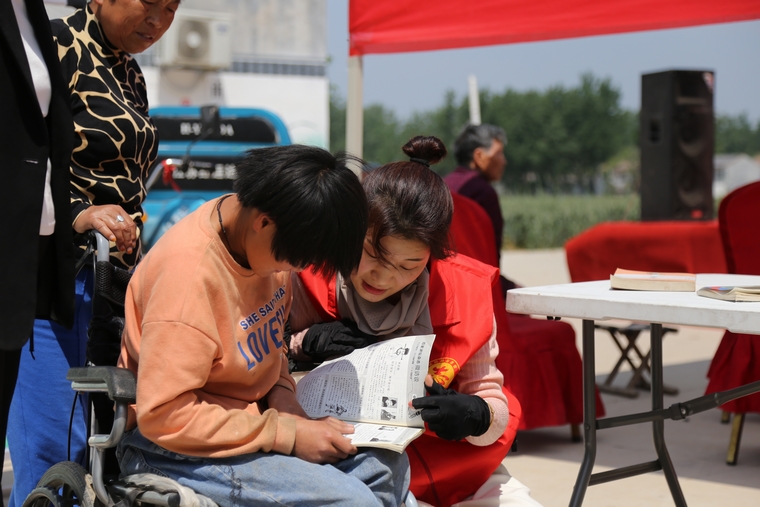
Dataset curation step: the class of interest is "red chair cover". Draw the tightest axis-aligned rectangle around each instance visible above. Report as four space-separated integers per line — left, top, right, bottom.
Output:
704 181 760 413
449 192 500 267
498 313 606 428
565 220 727 282
450 192 604 429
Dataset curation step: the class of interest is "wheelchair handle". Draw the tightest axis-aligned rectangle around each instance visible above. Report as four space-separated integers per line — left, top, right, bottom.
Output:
94 230 111 263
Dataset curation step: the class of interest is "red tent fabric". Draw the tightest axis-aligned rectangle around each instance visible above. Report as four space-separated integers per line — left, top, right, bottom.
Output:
349 0 760 55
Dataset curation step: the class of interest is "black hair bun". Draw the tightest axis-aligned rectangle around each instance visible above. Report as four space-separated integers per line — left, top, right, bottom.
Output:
402 136 447 166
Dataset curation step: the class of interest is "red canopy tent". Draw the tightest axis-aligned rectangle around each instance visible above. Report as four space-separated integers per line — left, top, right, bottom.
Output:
349 0 759 56
344 0 760 156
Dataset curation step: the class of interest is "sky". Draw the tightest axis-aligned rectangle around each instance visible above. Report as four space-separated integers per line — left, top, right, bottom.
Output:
326 0 760 123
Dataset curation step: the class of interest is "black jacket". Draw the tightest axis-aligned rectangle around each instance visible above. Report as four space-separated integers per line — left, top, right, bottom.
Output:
0 0 75 350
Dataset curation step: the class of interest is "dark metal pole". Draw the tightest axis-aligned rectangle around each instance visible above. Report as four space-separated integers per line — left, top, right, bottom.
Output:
569 319 597 507
650 323 687 506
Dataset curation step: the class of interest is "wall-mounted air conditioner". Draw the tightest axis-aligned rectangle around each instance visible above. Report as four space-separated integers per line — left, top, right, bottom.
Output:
156 9 233 70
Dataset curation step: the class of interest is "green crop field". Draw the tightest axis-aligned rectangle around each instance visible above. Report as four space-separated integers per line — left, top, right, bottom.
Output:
500 194 641 249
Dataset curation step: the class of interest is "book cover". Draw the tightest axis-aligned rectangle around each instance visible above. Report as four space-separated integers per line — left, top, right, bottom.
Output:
610 268 696 292
696 286 760 302
296 334 435 452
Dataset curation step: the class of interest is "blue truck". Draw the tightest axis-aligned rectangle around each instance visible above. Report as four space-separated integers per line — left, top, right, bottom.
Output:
142 106 291 249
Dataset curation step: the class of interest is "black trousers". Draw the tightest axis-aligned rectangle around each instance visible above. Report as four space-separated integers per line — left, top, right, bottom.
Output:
1 347 21 507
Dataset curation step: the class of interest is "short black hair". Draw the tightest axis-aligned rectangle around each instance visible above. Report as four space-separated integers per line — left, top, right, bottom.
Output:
453 124 507 166
233 145 368 278
363 136 453 262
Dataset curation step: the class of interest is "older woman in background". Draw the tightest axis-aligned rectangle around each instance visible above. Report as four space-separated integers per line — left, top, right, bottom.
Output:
7 1 179 505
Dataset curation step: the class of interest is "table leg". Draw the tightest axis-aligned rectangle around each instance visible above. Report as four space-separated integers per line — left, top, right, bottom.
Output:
569 319 597 507
650 323 687 506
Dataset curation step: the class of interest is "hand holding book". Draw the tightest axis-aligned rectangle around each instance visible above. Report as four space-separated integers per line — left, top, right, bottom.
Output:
410 375 491 441
301 319 378 361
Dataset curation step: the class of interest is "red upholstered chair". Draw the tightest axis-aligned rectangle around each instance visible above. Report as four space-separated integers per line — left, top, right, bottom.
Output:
704 180 760 464
449 192 500 267
449 192 604 434
565 220 726 283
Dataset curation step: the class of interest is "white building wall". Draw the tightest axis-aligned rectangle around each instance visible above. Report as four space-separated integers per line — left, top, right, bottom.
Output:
221 73 329 148
179 0 326 60
713 154 760 199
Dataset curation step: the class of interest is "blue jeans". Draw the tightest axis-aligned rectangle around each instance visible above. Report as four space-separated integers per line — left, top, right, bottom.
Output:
117 429 410 507
7 269 93 507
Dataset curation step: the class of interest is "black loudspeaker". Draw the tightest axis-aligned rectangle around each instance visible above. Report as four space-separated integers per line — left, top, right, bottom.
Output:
640 70 715 220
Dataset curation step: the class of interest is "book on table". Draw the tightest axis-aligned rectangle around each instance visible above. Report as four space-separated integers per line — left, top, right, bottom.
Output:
696 285 760 302
295 334 435 453
609 268 697 292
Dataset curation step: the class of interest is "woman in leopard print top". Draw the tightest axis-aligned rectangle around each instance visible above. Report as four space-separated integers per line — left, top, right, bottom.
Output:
56 1 168 269
7 2 179 505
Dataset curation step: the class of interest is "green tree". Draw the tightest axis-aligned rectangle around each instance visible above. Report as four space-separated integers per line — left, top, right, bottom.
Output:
329 85 346 153
329 74 639 190
329 85 406 164
399 90 470 174
482 74 634 192
362 104 405 165
715 114 760 155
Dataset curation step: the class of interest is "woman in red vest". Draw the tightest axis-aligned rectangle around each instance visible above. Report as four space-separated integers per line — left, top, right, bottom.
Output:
288 136 542 507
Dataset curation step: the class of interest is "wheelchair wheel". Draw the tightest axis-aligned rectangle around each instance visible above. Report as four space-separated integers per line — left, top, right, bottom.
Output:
28 462 96 507
22 487 64 507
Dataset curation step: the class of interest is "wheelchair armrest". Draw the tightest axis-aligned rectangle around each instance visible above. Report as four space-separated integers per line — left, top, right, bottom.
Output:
67 366 136 403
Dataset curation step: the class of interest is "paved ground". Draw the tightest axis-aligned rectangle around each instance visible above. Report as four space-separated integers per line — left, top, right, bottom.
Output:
501 249 760 507
4 249 759 506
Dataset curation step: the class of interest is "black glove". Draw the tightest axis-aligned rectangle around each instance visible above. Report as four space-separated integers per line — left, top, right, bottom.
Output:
411 379 491 441
302 319 377 362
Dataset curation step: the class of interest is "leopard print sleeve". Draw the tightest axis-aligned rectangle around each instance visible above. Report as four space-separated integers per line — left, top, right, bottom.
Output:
52 7 158 270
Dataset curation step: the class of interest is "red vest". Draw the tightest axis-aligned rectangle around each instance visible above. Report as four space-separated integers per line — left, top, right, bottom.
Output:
298 254 521 507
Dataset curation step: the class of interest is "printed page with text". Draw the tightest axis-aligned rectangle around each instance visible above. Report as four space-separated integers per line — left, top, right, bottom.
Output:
296 334 435 452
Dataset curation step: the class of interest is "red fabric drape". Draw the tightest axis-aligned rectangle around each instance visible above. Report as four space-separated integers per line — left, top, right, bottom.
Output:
349 0 760 55
705 181 760 414
565 220 727 283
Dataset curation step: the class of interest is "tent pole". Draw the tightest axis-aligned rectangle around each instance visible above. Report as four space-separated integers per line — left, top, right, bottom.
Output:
468 75 481 125
346 55 364 172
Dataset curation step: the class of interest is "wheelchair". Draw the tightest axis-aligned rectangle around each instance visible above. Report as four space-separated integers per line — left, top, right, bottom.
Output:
22 232 190 507
20 232 418 507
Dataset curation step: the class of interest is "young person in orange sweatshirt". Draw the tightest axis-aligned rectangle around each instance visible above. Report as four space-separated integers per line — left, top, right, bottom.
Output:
116 145 410 507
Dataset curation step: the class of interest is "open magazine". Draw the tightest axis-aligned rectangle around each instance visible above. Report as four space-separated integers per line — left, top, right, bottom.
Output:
697 285 760 302
295 334 435 452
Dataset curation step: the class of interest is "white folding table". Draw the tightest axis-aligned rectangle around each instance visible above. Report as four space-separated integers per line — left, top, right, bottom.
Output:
506 273 760 507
